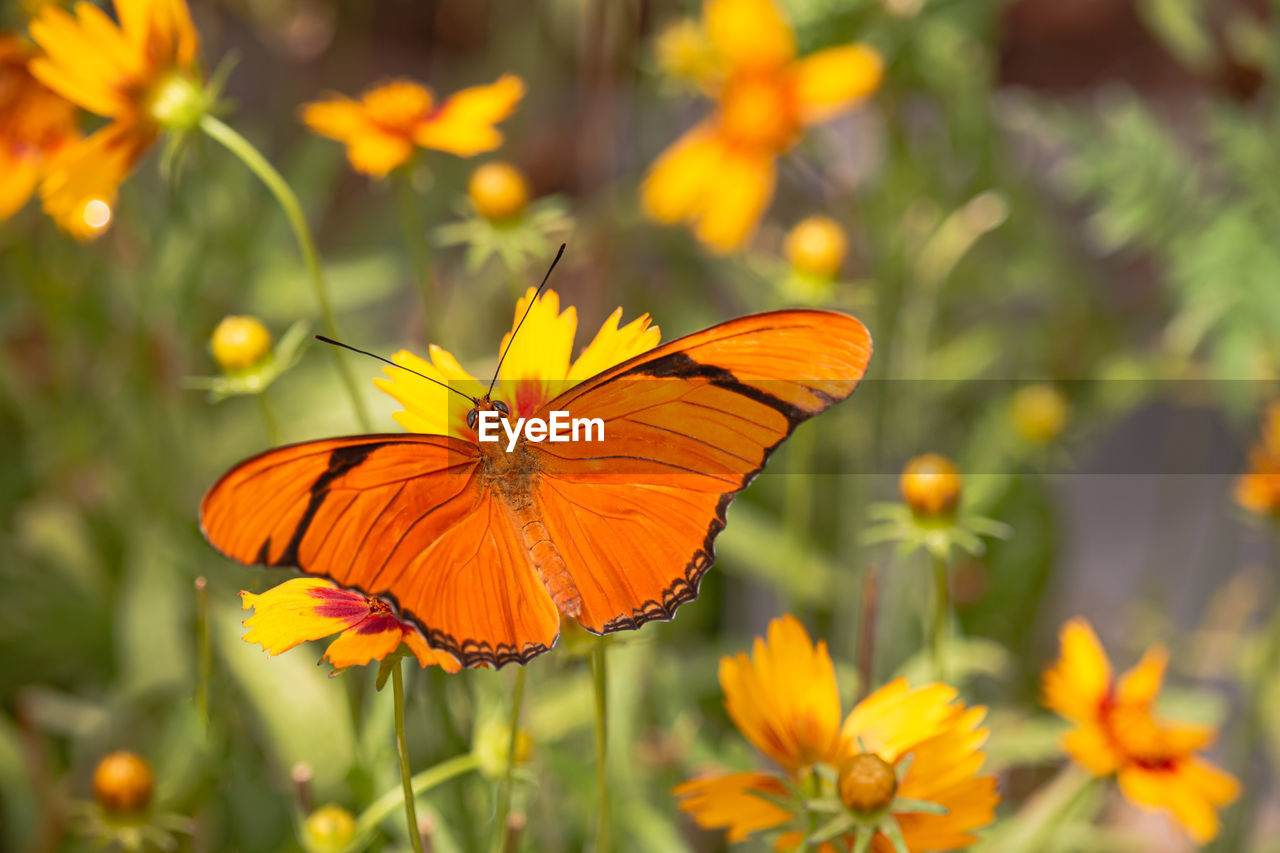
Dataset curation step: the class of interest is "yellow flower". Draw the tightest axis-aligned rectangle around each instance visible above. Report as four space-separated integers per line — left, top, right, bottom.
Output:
1010 383 1069 445
240 578 462 672
900 453 962 518
210 315 272 372
654 18 719 87
1043 618 1240 843
302 805 357 853
375 287 660 439
468 160 531 221
0 34 79 224
92 750 154 815
28 0 202 239
784 214 847 279
675 615 998 850
1235 401 1280 518
641 0 882 253
302 75 524 178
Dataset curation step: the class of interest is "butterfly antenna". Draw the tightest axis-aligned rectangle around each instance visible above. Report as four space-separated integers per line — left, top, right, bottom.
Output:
488 243 566 396
314 335 478 405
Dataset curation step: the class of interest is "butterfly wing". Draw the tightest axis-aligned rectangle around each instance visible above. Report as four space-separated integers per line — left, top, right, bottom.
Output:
529 309 871 634
200 434 560 667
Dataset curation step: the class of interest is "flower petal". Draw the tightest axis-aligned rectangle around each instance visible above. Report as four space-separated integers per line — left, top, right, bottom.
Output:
792 44 883 124
29 4 136 117
673 771 792 842
641 121 722 226
692 145 775 252
0 150 40 221
703 0 794 70
40 121 153 240
1116 644 1167 707
300 95 366 142
323 619 405 670
403 630 463 673
1116 760 1239 844
374 347 483 438
840 679 961 762
492 288 577 415
1061 721 1123 776
567 308 661 382
413 74 524 157
1043 618 1113 724
240 578 365 657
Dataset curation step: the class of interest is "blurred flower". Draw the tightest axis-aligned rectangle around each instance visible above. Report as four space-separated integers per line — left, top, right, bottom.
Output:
210 315 272 372
240 577 462 673
302 75 524 178
900 453 962 518
654 18 719 88
376 288 659 439
0 34 79 224
674 615 998 850
1010 384 1069 445
468 160 531 221
28 0 209 239
1235 401 1280 518
302 804 356 853
641 0 882 253
93 751 153 815
785 215 847 279
474 717 533 780
1043 618 1239 843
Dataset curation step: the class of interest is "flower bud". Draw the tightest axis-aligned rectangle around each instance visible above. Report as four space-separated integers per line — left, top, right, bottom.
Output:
838 752 898 814
468 162 531 221
473 718 533 780
1010 384 1068 445
92 751 154 814
785 216 847 279
211 315 272 372
302 804 356 853
147 73 207 131
900 453 962 517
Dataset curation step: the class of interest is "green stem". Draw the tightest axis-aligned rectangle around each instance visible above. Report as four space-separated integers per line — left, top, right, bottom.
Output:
194 577 209 728
801 769 820 852
491 665 527 853
394 165 439 343
986 764 1095 853
353 751 482 844
591 639 610 853
392 662 426 853
198 113 372 432
256 391 281 445
930 553 949 681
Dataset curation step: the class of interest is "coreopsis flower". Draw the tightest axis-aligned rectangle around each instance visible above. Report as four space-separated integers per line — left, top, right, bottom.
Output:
92 751 154 815
1010 384 1069 445
641 0 882 253
28 0 208 239
210 315 272 372
1043 618 1240 843
1235 401 1280 518
301 75 524 178
375 287 660 439
302 805 357 853
468 161 531 221
900 453 962 518
240 578 462 672
784 215 847 279
675 615 998 851
0 34 79 224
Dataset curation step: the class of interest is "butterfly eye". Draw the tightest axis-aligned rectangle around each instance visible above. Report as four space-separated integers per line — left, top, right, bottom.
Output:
466 408 479 430
492 400 510 415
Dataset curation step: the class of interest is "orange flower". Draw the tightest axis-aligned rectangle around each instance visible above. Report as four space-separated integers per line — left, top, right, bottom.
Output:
1235 401 1280 518
0 34 79 223
28 0 203 239
241 578 461 672
642 0 882 253
675 615 998 851
301 75 524 178
1043 618 1240 843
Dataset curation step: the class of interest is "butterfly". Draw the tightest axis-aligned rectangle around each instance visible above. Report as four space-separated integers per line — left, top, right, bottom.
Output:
200 279 871 668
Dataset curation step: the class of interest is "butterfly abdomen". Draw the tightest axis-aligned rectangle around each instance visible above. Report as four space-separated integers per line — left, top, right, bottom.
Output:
511 504 582 618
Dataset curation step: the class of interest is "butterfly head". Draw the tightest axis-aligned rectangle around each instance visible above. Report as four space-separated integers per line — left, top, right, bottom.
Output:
466 396 510 430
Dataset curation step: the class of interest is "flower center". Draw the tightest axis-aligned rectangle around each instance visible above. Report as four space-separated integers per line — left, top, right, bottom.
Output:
1102 703 1179 768
364 596 392 617
147 73 205 130
363 82 433 132
718 71 798 150
838 753 898 814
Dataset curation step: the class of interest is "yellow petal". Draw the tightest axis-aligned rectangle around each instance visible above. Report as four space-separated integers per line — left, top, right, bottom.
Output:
673 771 791 842
692 146 775 253
403 630 462 673
1061 721 1123 776
374 347 482 439
300 96 366 142
40 121 153 241
567 308 661 382
116 0 199 67
840 679 960 762
491 288 577 414
1116 644 1167 707
0 150 40 221
29 5 135 117
641 121 722 225
345 127 414 177
413 74 524 157
323 622 404 670
703 0 794 70
792 44 883 124
240 578 364 657
1042 618 1113 724
1116 761 1237 844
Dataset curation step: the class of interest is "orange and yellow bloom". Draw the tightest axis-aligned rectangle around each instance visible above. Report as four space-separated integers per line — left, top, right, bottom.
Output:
28 0 203 238
1043 618 1239 843
1235 401 1280 518
241 578 461 672
675 615 998 851
301 75 524 178
642 0 882 252
0 34 79 224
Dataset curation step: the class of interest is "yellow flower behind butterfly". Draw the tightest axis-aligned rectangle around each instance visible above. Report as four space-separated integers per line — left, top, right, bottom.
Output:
642 0 882 253
28 0 204 238
1043 618 1239 843
0 34 79 224
301 75 524 178
675 615 998 851
375 287 661 439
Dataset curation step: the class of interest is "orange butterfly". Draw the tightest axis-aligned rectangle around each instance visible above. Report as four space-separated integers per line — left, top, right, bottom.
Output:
201 278 871 668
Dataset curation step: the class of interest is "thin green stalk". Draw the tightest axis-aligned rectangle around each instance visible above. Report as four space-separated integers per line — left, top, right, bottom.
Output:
801 768 820 852
591 639 610 853
256 391 281 445
930 553 949 681
194 577 209 727
392 662 426 853
198 113 372 431
394 165 439 342
490 665 527 853
353 751 481 843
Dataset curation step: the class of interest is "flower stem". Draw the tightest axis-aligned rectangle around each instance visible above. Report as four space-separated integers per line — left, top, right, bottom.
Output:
591 639 610 853
391 661 426 853
930 553 949 681
198 113 372 432
490 665 527 853
353 751 481 843
394 165 439 343
257 391 281 445
194 577 209 728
